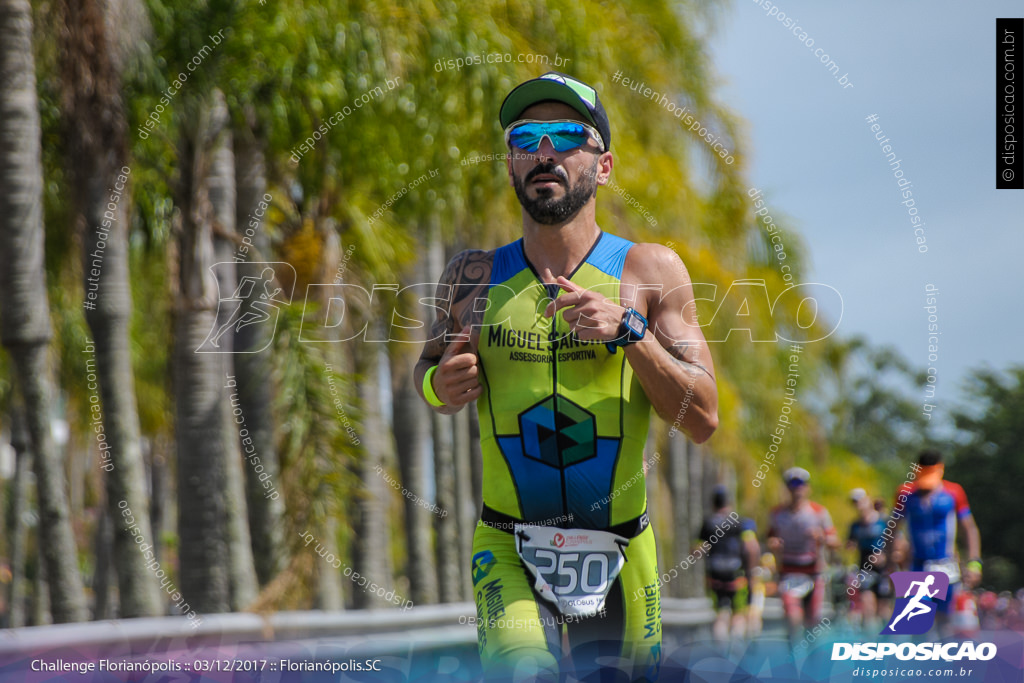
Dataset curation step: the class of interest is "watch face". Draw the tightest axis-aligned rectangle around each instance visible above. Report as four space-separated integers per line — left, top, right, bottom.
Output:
626 313 645 336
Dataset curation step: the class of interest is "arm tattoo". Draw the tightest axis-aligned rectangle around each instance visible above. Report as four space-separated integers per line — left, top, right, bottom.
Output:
420 249 492 364
667 342 715 382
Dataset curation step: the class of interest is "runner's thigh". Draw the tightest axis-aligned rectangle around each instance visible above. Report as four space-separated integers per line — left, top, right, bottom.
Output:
472 523 561 679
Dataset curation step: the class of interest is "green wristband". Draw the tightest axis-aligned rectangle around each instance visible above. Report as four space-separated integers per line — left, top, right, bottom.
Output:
423 365 446 408
967 560 982 573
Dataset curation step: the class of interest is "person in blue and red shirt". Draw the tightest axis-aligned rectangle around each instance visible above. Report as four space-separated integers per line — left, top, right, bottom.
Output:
894 450 982 634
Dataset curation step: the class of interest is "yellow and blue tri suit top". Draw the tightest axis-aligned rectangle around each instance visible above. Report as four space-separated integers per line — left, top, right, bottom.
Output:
477 232 653 530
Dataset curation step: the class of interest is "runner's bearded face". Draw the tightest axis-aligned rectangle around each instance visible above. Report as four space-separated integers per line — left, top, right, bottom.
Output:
512 157 598 224
507 104 603 224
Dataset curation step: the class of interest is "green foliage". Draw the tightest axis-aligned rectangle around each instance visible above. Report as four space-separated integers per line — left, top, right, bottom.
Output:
821 337 933 474
129 248 173 435
272 302 360 546
946 367 1024 590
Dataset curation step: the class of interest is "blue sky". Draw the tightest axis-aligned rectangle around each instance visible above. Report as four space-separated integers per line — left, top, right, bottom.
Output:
707 0 1024 420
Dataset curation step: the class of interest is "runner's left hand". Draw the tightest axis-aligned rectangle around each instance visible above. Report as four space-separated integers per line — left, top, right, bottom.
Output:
544 274 628 342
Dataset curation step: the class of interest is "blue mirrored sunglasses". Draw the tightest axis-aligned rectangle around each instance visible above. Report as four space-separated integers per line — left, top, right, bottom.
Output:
504 119 605 153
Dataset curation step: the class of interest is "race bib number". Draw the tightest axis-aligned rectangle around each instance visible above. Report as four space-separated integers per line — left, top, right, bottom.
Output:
515 525 628 617
923 558 961 584
779 573 816 599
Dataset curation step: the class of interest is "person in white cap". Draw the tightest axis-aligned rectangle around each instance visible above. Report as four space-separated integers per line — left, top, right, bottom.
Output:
767 467 838 643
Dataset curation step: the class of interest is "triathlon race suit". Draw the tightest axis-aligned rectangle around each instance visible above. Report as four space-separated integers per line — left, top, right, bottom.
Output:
769 502 835 623
700 514 756 610
897 480 972 614
848 516 892 598
470 232 661 682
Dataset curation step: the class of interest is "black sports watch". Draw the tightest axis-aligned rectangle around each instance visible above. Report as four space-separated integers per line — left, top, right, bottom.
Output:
606 307 648 353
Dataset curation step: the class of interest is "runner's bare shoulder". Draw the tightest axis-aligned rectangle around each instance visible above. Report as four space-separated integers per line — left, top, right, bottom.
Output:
621 242 690 282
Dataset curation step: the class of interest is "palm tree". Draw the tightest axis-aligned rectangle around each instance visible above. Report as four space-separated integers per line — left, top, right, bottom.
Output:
233 114 286 587
173 90 233 613
350 332 394 608
389 254 439 605
0 0 88 623
205 89 260 610
55 0 162 618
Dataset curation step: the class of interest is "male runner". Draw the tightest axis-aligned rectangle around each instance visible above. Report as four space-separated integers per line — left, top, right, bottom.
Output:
846 488 892 630
415 72 718 682
699 485 760 641
767 467 839 643
894 450 981 634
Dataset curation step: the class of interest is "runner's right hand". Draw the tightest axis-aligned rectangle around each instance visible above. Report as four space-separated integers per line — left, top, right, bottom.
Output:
432 334 482 407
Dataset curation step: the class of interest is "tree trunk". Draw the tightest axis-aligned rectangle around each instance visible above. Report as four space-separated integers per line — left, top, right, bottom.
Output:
313 515 344 611
173 93 233 614
54 0 163 619
453 407 474 601
350 337 392 609
426 230 465 602
0 0 87 622
667 431 689 600
233 122 286 586
433 410 460 603
81 223 161 619
390 256 438 605
685 443 705 598
5 406 29 627
92 508 116 619
148 437 167 568
206 92 259 611
468 404 483 517
31 544 50 626
313 227 346 610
